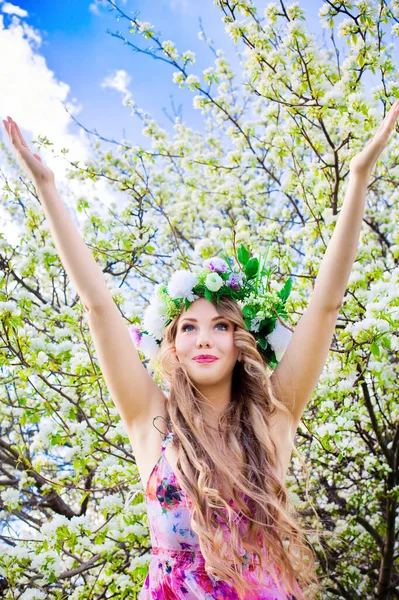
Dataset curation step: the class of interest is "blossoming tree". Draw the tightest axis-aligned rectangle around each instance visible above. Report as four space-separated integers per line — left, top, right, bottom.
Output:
0 1 398 598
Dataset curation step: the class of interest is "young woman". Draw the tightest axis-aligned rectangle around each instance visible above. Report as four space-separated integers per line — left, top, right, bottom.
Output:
3 102 398 599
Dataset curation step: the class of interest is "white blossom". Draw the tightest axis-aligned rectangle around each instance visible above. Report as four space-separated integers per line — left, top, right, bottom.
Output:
99 493 124 512
161 40 179 60
319 3 330 17
142 305 166 339
173 71 184 85
19 591 47 600
266 320 293 361
250 317 261 332
186 74 200 87
167 270 199 301
1 488 20 510
0 300 21 316
30 548 62 577
205 272 224 292
137 21 153 33
181 50 196 64
139 333 160 360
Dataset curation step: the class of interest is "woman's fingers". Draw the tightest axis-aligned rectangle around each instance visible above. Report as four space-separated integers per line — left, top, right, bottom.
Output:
366 100 399 147
11 119 28 149
380 100 399 131
6 118 26 150
2 116 55 185
2 120 9 141
373 100 398 132
7 118 19 143
5 119 19 148
3 118 25 150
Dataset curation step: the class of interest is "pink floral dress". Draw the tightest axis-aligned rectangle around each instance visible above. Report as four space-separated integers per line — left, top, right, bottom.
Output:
139 421 301 600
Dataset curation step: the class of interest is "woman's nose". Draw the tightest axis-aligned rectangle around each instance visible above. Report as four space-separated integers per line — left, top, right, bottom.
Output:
196 334 212 348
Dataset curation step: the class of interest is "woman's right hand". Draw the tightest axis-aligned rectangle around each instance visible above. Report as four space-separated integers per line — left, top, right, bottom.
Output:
2 116 55 186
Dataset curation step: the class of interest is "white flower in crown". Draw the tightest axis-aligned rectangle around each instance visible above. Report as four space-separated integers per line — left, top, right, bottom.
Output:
139 333 160 360
266 320 292 361
205 272 224 292
250 317 261 333
167 270 199 301
143 304 167 340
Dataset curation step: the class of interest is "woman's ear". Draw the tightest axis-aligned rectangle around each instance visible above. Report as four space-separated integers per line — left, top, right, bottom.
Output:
171 347 179 361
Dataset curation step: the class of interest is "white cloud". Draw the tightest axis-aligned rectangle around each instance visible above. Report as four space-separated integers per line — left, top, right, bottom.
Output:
89 3 100 16
1 2 28 18
101 69 132 101
89 0 127 15
0 13 122 246
169 0 188 11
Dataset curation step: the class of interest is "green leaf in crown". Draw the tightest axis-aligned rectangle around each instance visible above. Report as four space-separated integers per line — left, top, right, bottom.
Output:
204 288 213 302
237 244 250 266
258 316 277 335
244 257 259 280
278 277 293 304
257 337 268 350
242 305 257 319
243 318 252 331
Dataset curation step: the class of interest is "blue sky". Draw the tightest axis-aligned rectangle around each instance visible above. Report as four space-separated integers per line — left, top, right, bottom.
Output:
6 0 341 146
0 0 393 244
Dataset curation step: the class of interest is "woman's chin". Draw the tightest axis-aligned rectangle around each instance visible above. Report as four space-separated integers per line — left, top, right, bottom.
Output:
187 362 234 384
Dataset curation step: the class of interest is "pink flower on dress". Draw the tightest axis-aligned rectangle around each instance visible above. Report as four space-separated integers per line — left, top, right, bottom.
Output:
154 579 176 600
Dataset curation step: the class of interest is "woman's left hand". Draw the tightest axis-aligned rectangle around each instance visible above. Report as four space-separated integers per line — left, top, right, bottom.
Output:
349 99 399 178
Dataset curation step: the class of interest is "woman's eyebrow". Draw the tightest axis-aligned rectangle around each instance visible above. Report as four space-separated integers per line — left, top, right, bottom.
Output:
180 316 224 323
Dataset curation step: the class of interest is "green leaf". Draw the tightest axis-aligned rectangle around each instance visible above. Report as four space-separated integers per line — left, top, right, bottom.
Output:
257 337 268 350
381 336 391 350
244 257 259 279
237 244 250 266
370 341 380 358
50 433 62 446
243 318 252 331
184 298 191 311
356 54 365 68
259 317 276 333
204 288 213 302
277 277 293 303
242 305 257 319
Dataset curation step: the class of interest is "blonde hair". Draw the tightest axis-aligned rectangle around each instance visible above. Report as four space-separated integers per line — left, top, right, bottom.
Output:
157 296 322 600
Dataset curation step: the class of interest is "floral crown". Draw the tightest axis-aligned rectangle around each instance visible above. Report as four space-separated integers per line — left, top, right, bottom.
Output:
129 243 293 369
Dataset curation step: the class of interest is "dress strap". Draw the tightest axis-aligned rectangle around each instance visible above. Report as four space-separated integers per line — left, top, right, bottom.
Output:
152 415 173 451
161 429 174 452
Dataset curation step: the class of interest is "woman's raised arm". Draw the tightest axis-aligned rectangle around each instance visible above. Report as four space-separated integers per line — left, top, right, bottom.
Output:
2 116 165 435
3 116 118 312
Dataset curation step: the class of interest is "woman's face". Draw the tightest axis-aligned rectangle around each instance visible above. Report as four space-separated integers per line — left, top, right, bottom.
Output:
173 297 240 386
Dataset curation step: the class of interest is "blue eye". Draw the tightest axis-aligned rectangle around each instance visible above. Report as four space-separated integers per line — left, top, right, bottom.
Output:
181 322 228 332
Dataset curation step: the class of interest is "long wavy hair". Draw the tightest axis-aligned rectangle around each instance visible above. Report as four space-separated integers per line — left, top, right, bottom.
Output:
156 296 322 600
